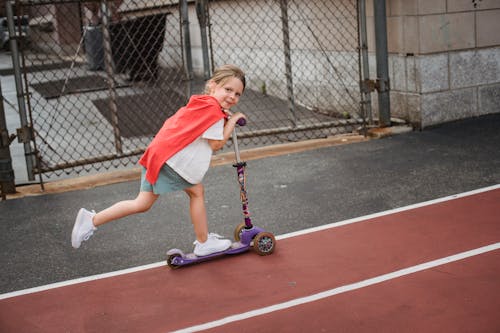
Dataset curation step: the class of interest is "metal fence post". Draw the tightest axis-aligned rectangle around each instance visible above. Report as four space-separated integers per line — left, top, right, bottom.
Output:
358 0 373 126
196 0 211 80
181 0 194 95
0 79 16 197
101 0 122 154
279 0 296 126
6 0 35 181
373 0 391 127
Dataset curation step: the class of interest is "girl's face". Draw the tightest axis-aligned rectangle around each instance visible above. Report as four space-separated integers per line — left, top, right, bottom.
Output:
208 77 244 110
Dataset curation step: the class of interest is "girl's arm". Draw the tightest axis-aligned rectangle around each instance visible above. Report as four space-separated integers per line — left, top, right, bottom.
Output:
208 112 246 151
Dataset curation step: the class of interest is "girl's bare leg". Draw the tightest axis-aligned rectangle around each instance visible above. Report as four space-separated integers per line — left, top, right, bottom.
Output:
93 191 159 227
184 183 208 243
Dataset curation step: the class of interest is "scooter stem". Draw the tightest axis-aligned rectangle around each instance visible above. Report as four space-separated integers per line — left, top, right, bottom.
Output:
232 128 242 163
232 126 253 229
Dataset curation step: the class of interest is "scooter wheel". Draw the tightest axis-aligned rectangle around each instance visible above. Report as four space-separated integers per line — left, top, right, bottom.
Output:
234 222 246 241
253 232 276 256
167 253 182 269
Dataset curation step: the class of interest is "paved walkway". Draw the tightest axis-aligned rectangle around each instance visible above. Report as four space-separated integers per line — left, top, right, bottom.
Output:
1 112 499 295
1 186 499 332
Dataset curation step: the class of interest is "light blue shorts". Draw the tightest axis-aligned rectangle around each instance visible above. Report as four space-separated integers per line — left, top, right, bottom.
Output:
140 165 194 195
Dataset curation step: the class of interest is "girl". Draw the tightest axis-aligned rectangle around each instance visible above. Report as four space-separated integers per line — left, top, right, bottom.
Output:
72 64 247 256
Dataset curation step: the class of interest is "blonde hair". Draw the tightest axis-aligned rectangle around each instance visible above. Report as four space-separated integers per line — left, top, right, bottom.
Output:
204 64 246 94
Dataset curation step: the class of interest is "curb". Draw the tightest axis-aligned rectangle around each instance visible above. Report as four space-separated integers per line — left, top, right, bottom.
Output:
5 133 373 200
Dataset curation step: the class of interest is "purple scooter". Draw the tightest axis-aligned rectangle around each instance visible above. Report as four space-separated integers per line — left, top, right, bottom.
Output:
166 118 276 269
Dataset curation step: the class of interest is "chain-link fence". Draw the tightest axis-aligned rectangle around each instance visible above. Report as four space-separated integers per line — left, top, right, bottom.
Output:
9 0 187 179
7 0 364 181
206 0 363 147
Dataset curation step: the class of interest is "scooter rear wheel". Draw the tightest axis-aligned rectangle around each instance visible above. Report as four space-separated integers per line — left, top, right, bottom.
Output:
253 232 276 255
167 253 182 269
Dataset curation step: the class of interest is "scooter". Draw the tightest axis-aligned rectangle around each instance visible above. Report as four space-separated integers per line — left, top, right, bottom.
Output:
166 119 276 268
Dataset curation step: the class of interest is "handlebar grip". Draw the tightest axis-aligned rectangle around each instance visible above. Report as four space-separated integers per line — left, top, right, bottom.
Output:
236 118 246 126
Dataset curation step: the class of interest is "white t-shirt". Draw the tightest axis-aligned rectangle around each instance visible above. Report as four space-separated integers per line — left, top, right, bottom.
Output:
166 118 224 184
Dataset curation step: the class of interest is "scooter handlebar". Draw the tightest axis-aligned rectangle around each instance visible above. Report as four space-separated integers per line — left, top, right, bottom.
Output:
236 118 246 126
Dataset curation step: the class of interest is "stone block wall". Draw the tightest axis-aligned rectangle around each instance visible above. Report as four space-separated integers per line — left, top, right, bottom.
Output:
366 0 500 128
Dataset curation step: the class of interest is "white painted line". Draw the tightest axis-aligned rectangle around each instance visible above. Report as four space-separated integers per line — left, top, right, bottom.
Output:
171 242 500 333
277 183 500 240
1 184 498 301
0 262 166 300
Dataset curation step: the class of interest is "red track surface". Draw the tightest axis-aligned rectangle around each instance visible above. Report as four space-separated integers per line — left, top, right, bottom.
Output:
1 188 499 332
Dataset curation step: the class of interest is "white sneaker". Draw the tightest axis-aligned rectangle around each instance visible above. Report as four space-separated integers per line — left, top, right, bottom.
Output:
193 233 231 256
72 208 97 248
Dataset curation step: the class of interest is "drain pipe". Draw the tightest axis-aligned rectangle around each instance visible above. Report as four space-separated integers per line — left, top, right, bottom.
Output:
373 0 391 127
358 0 373 126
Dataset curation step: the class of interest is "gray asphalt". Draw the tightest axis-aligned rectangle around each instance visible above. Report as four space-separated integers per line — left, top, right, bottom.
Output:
1 113 499 294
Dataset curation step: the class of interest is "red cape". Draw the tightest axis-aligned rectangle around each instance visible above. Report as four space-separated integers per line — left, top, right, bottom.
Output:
139 95 225 185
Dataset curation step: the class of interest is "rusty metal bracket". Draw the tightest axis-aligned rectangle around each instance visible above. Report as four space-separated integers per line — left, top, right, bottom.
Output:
361 79 377 93
361 78 390 93
16 125 34 143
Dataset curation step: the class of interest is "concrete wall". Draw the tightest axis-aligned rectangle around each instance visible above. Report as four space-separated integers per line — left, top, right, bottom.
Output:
367 0 500 128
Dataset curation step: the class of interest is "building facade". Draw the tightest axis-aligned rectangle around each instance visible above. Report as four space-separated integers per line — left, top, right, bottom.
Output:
366 0 500 128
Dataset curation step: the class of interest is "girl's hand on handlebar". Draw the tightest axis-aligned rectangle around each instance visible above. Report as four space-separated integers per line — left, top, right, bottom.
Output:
230 112 247 125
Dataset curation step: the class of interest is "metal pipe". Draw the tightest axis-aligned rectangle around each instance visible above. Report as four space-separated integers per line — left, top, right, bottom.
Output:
181 0 194 95
35 115 363 173
206 3 215 76
373 0 391 127
235 118 363 139
279 0 296 126
6 0 35 181
100 0 123 154
35 148 145 173
0 78 16 195
358 0 373 126
232 129 241 163
196 0 210 80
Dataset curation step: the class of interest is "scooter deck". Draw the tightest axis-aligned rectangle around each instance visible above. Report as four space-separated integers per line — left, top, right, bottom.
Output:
167 241 251 267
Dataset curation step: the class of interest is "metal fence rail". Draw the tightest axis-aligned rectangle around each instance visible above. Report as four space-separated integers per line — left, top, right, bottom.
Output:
6 0 364 181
